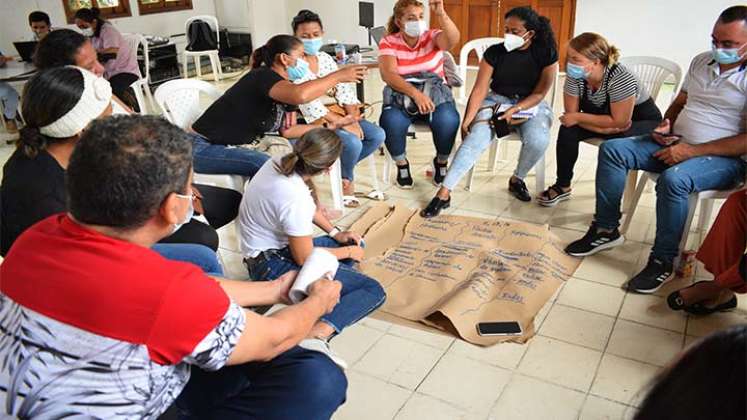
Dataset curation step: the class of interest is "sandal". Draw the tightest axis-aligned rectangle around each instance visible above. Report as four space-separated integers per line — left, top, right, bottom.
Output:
355 190 387 201
538 184 571 207
343 195 361 208
667 281 738 315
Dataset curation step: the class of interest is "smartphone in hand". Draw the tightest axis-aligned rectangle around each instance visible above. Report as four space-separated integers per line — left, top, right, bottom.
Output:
652 130 682 145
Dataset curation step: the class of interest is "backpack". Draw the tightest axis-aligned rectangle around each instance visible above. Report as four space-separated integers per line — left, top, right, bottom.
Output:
186 20 218 52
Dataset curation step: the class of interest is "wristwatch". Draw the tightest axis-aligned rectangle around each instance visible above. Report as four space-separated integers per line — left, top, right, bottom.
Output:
328 226 342 237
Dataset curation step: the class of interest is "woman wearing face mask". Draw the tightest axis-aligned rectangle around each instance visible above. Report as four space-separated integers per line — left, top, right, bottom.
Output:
422 7 558 217
378 0 461 189
73 8 141 111
538 32 662 206
291 9 386 208
0 66 221 275
190 35 367 178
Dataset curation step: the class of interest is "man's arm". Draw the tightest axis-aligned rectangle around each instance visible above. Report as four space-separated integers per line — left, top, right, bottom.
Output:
213 270 297 307
663 91 688 127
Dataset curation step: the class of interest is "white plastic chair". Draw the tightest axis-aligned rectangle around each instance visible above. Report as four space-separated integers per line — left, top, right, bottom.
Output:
457 37 503 105
122 33 152 114
183 15 223 82
582 57 683 211
620 172 743 265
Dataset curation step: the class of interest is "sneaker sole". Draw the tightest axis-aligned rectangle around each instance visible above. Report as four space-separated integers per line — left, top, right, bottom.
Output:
566 235 625 257
537 193 571 207
396 183 414 190
629 272 674 294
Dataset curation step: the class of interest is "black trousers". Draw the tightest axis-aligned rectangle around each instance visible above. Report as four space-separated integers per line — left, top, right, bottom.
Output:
158 184 242 251
555 98 662 188
108 72 140 112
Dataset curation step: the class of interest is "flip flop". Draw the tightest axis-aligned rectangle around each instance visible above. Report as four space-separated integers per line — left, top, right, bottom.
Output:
667 281 738 315
343 195 361 208
355 190 387 201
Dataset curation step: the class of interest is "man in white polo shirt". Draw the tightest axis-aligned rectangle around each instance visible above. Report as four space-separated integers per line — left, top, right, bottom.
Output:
565 5 747 294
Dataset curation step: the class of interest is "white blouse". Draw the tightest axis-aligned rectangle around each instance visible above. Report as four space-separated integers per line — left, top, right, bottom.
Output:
293 52 360 123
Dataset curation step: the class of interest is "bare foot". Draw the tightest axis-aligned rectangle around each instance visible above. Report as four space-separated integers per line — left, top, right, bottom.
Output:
342 179 355 196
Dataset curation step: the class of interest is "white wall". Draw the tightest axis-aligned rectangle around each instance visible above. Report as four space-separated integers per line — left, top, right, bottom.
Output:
574 0 736 76
0 0 216 55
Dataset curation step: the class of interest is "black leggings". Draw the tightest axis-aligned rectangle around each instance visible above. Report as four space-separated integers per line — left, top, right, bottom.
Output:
555 98 662 188
108 72 140 112
158 184 242 251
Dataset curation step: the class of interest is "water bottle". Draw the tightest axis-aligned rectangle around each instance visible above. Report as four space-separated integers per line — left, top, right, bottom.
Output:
334 42 347 64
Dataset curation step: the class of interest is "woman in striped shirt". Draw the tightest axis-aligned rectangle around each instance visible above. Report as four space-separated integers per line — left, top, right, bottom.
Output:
378 0 461 189
538 32 662 206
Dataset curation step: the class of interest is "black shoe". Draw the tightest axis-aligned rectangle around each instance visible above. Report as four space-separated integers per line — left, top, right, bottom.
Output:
396 161 414 189
565 224 624 257
420 196 451 218
433 158 448 185
509 178 531 202
628 257 674 294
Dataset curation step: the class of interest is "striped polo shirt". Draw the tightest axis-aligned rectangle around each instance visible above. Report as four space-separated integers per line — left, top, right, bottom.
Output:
378 29 445 78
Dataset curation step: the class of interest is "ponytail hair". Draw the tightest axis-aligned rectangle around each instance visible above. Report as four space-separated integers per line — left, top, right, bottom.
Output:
74 7 105 37
505 6 557 54
19 67 85 158
569 32 620 66
251 34 302 69
276 128 342 177
386 0 424 34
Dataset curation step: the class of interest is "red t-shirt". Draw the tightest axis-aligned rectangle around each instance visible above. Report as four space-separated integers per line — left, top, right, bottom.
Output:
378 29 445 78
0 214 230 364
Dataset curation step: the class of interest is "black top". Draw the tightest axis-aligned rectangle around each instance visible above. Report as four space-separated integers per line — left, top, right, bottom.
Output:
1 149 66 256
483 42 558 98
192 67 285 145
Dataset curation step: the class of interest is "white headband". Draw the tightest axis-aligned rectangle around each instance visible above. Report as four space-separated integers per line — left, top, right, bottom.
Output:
39 66 112 138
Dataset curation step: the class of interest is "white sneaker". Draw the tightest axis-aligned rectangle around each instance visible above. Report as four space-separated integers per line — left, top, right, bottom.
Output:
298 338 348 370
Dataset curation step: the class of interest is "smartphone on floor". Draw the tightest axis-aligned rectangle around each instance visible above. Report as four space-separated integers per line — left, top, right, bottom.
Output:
476 321 523 337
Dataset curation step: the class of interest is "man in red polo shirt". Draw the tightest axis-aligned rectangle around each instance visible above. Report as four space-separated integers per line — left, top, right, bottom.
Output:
0 115 346 419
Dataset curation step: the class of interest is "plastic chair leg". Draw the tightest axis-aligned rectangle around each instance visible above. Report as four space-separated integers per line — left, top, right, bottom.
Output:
535 154 546 194
209 53 220 82
182 54 189 79
620 174 650 235
329 159 344 213
488 139 500 172
622 170 638 213
194 56 202 78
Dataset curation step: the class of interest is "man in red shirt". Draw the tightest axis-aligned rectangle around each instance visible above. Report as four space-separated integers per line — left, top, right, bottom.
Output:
0 115 346 419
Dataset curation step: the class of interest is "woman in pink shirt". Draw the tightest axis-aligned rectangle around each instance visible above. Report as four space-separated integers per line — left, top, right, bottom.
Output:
74 7 141 110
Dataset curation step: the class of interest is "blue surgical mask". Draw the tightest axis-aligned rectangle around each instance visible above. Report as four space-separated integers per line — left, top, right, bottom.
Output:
711 44 746 65
173 192 194 233
288 57 310 81
566 62 589 80
302 37 323 55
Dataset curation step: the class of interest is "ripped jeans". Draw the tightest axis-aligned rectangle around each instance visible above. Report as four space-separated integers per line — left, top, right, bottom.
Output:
441 93 553 191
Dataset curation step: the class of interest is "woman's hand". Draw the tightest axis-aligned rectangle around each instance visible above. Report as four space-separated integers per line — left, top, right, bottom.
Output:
271 270 298 305
344 245 365 262
430 0 446 16
559 112 580 127
335 65 368 83
342 121 364 139
329 114 359 130
413 90 436 114
498 106 528 126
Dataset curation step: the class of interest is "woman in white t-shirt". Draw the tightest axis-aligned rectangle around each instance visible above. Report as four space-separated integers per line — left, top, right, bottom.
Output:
239 128 386 367
290 10 386 208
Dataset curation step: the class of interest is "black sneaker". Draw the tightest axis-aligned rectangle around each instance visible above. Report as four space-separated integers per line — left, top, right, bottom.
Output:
509 178 531 202
396 161 414 189
420 196 451 218
565 224 624 257
628 257 674 294
433 158 448 185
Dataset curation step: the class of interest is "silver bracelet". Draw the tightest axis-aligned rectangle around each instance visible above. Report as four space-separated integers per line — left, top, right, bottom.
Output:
328 226 341 237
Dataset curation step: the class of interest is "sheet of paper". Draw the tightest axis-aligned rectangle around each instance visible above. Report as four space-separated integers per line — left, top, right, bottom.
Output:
351 204 581 346
496 103 538 118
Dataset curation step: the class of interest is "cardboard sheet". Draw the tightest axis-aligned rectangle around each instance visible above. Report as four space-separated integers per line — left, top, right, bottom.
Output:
350 204 581 346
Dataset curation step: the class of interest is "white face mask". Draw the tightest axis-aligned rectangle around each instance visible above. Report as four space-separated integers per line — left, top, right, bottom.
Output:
503 33 528 52
403 20 428 38
81 27 94 37
172 192 194 233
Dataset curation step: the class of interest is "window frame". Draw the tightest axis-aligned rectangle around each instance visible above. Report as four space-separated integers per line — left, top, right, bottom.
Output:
62 0 132 24
137 0 193 15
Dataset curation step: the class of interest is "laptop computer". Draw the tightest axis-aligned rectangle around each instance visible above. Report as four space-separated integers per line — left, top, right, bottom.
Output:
13 41 38 63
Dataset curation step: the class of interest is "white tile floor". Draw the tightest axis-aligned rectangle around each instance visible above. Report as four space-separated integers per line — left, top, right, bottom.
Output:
1 68 745 420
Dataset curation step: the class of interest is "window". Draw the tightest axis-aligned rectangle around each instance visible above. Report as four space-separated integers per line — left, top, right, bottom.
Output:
137 0 193 15
63 0 132 24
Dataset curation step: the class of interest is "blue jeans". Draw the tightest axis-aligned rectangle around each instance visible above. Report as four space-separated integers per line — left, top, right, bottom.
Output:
190 133 271 178
152 243 224 276
246 236 386 335
0 82 19 120
379 102 460 162
442 94 552 190
595 135 746 262
336 120 385 181
176 346 347 419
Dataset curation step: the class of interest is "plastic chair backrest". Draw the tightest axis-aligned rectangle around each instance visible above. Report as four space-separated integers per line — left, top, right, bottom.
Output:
371 26 386 45
122 33 148 81
154 79 222 129
618 56 683 106
457 37 503 102
184 15 220 50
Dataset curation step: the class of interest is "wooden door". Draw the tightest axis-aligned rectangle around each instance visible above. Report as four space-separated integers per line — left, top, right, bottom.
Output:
432 0 575 69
